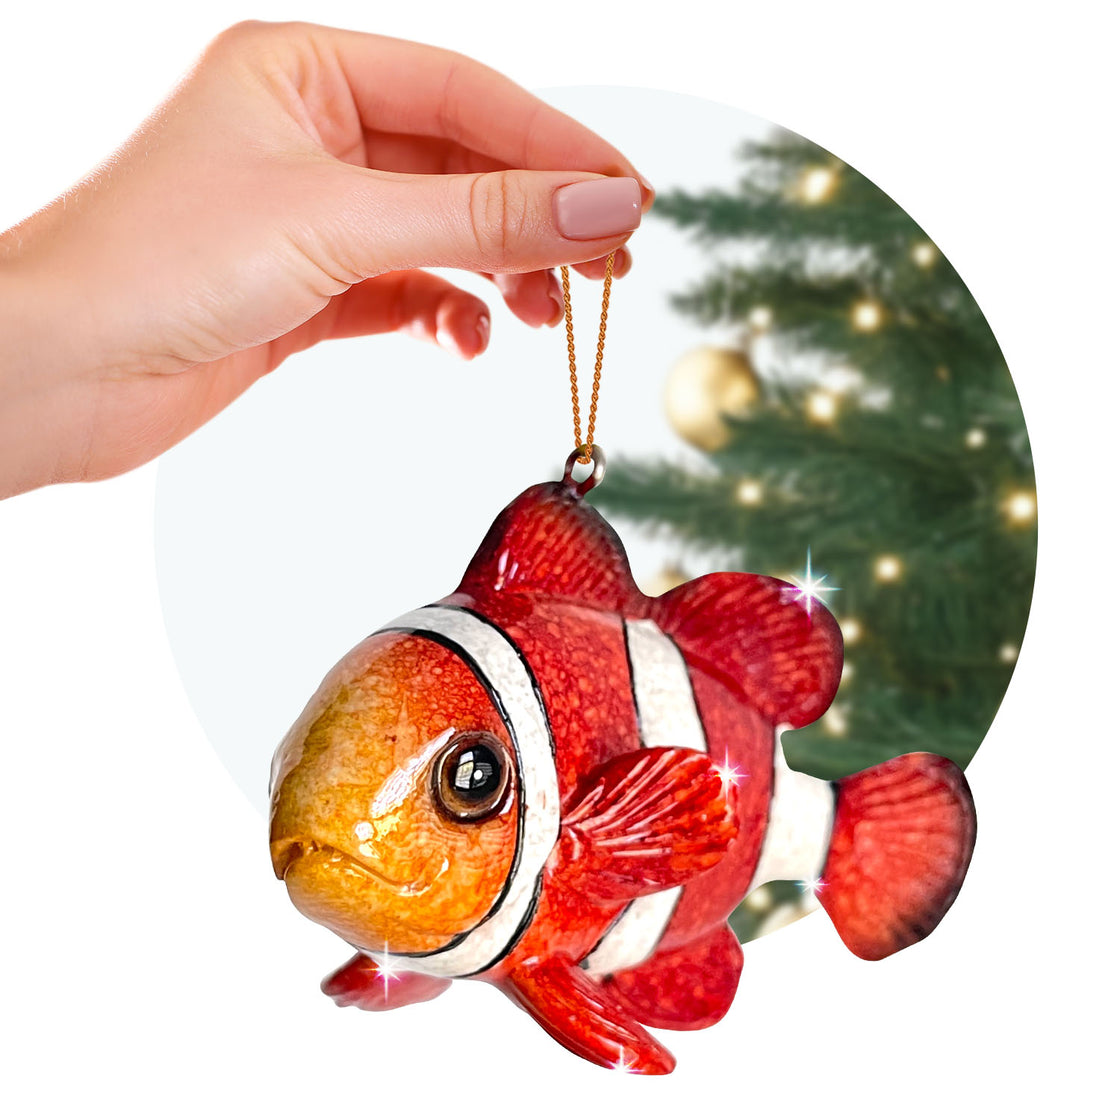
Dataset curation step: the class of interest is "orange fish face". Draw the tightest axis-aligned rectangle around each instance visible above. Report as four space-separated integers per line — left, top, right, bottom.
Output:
269 632 519 956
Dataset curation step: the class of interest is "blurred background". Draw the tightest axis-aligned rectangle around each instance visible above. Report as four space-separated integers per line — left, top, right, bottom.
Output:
592 130 1036 942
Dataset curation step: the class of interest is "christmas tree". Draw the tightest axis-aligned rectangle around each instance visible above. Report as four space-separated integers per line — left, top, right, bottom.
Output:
593 132 1035 941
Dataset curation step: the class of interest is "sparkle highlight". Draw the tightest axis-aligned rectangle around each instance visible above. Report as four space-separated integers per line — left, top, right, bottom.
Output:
375 946 401 999
787 550 838 615
714 759 745 794
612 1046 638 1074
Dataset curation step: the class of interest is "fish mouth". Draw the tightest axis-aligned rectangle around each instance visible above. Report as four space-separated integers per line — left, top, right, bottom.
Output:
270 837 439 896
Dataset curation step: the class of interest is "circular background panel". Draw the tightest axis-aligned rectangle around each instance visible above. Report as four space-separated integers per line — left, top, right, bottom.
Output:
154 91 1035 943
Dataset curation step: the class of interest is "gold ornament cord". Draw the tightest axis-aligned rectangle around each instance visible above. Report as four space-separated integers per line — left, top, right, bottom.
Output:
561 250 615 464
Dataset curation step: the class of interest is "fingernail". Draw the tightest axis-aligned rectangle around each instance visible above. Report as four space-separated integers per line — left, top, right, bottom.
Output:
475 313 490 354
637 173 656 200
554 177 641 241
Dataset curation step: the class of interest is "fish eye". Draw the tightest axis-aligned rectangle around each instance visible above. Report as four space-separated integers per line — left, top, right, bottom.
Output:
432 732 512 823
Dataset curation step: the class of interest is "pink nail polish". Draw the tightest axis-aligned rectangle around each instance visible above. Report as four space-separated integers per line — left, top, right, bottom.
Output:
554 178 641 241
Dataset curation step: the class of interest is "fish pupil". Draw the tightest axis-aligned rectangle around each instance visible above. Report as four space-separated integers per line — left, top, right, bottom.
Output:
433 734 511 822
452 749 499 798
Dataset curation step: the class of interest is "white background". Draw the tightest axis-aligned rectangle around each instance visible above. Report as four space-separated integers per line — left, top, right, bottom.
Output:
0 3 1114 1118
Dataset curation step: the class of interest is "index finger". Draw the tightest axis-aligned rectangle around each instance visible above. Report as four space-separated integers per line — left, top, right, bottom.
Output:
304 23 655 207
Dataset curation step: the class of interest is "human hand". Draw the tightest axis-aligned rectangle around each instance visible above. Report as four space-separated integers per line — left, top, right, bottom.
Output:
0 21 652 499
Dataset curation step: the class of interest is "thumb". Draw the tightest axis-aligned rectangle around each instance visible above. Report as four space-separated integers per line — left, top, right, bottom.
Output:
325 168 643 276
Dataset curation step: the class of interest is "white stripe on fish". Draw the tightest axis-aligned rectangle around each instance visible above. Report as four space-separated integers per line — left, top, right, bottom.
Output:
372 605 560 978
746 724 835 894
582 618 707 979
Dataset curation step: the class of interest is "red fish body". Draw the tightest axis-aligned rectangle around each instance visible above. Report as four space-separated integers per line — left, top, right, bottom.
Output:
270 478 976 1074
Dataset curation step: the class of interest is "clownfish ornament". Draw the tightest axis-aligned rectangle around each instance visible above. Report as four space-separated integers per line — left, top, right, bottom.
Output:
269 466 976 1075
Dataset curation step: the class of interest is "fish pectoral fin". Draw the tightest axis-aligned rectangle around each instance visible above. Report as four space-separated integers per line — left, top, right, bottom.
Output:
500 958 675 1074
321 953 451 1012
600 922 743 1030
558 746 737 904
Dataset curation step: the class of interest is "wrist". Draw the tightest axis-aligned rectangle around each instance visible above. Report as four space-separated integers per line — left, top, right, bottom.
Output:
0 222 95 497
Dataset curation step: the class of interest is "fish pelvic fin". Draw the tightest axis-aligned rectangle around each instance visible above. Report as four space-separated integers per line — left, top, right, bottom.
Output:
818 753 977 961
648 572 842 729
321 953 452 1011
500 957 676 1074
556 746 737 905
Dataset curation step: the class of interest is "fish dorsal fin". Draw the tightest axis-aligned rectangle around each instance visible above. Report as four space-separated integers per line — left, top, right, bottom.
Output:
455 482 644 611
649 572 843 728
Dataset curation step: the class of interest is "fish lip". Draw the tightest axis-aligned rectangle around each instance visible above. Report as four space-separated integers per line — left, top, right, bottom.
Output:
271 837 438 895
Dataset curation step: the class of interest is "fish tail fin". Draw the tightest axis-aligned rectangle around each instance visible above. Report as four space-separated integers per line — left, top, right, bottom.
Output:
818 753 976 961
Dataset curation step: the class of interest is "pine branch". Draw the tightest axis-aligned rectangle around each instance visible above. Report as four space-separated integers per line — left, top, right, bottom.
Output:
599 129 1034 781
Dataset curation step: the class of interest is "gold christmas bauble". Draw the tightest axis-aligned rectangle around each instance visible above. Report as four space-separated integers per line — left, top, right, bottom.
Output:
664 346 762 452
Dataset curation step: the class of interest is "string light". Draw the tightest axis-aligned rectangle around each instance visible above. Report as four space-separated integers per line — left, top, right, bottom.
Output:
1004 489 1037 525
839 661 855 686
746 885 773 911
965 427 987 449
874 554 903 582
851 299 884 332
735 478 765 505
807 389 839 423
911 241 938 268
838 617 863 644
823 706 849 735
747 305 774 331
798 166 839 204
999 643 1019 663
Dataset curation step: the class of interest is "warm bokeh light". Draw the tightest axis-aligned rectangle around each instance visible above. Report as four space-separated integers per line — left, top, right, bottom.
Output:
747 305 773 331
735 478 765 505
874 554 903 582
999 643 1019 663
851 298 884 331
745 885 773 911
911 241 938 267
838 617 863 644
806 389 839 423
965 427 987 449
1004 489 1037 525
799 166 839 204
